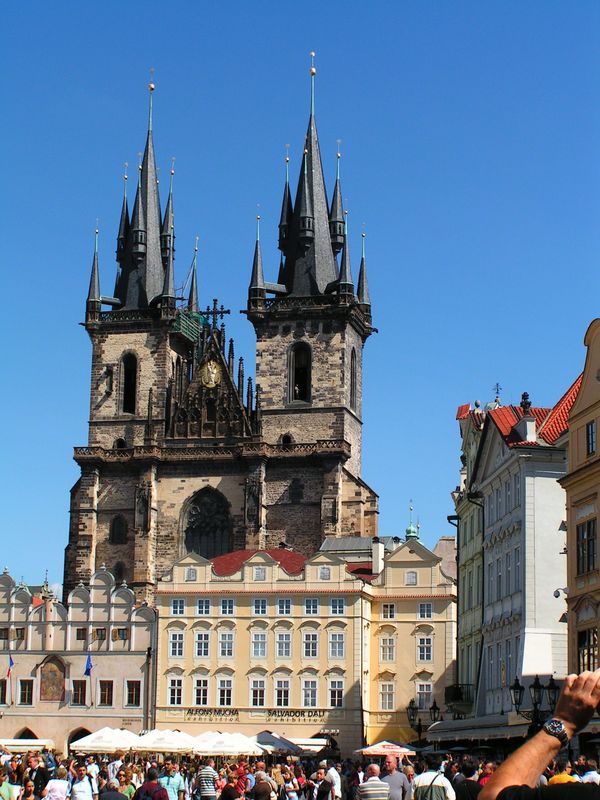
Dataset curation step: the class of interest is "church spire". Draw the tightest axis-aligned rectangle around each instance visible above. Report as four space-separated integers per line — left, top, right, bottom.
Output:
248 214 266 308
278 150 293 252
329 144 344 255
357 232 371 309
87 225 101 312
188 238 199 313
161 158 175 270
116 165 129 263
280 53 338 296
338 211 354 302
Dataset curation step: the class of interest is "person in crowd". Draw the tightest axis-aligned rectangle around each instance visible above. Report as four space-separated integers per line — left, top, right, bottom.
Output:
580 761 599 785
382 756 411 800
41 766 69 800
477 767 495 789
548 760 577 786
454 761 480 800
412 756 455 800
26 757 50 798
133 768 169 800
69 765 98 800
116 770 135 799
195 760 218 800
252 773 272 800
86 761 100 782
478 668 600 800
108 757 125 784
101 781 125 800
282 770 299 800
323 763 340 800
401 768 414 788
0 769 12 800
159 761 185 800
335 766 349 800
234 769 246 800
245 766 256 800
357 766 389 800
19 780 36 800
218 774 240 800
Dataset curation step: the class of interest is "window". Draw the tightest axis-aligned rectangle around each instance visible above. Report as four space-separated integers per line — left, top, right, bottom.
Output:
251 678 265 707
219 631 234 658
476 564 482 604
417 636 432 662
382 603 396 619
290 342 311 402
95 627 106 641
251 632 267 659
504 480 512 512
496 488 502 520
277 598 291 616
218 678 232 706
19 679 33 705
194 678 209 706
514 547 521 590
98 680 113 706
114 627 128 641
172 599 185 615
253 598 267 616
169 677 182 706
514 474 521 507
170 631 184 658
506 639 512 683
578 628 599 671
467 570 473 609
417 682 432 709
305 598 319 615
254 566 266 581
195 632 210 658
487 562 494 603
487 645 494 689
75 628 87 641
109 515 128 545
122 353 137 414
330 679 344 708
505 552 512 594
487 494 493 524
275 678 290 707
197 598 210 615
329 632 345 658
587 421 597 456
496 557 502 600
276 632 291 658
221 599 235 616
72 680 86 706
496 642 502 687
319 567 331 581
126 680 141 707
405 571 417 586
380 637 395 661
303 632 318 658
350 348 357 411
302 679 317 707
577 519 597 575
380 682 394 711
418 602 432 620
186 568 197 582
331 598 345 615
0 679 6 705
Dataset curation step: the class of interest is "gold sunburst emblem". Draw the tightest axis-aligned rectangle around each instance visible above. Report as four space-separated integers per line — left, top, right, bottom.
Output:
200 360 221 388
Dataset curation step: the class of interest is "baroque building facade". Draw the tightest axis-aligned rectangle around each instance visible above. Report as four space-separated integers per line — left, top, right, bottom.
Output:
63 72 377 601
0 568 156 754
154 533 456 756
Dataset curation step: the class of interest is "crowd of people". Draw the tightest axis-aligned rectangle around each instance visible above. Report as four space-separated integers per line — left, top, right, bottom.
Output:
3 668 600 800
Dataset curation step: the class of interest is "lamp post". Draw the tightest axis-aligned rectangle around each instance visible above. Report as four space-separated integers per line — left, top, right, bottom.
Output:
406 698 441 746
509 675 559 737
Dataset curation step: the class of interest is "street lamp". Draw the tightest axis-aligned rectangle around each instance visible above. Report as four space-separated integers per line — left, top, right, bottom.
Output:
509 675 560 736
406 698 441 745
430 700 441 723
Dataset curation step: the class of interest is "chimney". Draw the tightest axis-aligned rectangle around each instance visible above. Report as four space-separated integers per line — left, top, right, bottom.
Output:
515 392 537 443
372 537 385 575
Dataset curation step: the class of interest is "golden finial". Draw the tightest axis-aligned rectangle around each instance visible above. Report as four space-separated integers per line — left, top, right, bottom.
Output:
309 51 316 76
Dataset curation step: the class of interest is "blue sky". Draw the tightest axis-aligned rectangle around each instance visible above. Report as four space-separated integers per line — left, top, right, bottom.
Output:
2 1 599 585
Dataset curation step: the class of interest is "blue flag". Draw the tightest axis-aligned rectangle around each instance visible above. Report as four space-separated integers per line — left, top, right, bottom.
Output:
84 654 93 676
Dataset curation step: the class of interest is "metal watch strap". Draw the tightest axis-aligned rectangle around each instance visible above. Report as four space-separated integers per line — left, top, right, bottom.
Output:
542 718 569 746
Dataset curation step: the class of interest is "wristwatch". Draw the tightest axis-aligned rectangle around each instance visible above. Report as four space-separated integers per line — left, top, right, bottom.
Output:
542 718 570 747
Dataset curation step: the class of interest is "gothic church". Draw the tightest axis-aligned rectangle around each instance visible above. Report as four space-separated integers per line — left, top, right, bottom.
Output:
63 69 378 600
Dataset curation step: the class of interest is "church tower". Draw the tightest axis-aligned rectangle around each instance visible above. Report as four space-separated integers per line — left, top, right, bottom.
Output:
64 70 377 602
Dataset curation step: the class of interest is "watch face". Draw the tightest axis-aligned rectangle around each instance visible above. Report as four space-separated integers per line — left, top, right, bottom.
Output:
200 360 221 388
544 719 567 742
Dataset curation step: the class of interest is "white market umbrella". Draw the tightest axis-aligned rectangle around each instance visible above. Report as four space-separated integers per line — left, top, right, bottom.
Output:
136 729 198 754
251 732 301 755
354 741 416 757
194 731 264 756
68 727 141 753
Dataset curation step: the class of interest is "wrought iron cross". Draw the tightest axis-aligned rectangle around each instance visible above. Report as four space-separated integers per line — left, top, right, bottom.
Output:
204 298 231 329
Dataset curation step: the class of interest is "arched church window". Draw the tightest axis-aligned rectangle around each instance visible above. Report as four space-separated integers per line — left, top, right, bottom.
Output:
281 433 294 446
114 562 126 583
289 342 311 402
122 353 137 414
184 488 232 559
350 348 357 411
113 438 127 450
109 515 128 545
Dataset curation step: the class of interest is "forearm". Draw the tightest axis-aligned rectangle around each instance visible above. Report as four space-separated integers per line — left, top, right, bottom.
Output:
479 731 562 800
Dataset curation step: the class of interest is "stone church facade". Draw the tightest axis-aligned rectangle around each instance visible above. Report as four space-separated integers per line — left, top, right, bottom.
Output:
63 73 378 601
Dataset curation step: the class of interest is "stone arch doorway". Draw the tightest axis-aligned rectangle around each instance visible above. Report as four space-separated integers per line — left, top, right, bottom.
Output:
184 487 233 559
15 727 38 739
68 727 92 748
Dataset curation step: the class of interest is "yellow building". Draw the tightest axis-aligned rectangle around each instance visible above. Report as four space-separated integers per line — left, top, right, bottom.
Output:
155 536 456 756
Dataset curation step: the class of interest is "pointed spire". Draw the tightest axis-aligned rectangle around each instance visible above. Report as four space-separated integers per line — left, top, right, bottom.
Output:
338 211 354 301
161 158 175 269
238 357 245 397
187 237 199 313
228 339 235 376
278 149 293 252
297 147 314 245
248 215 266 308
87 225 101 308
130 161 147 259
329 143 344 254
357 232 371 308
117 164 129 261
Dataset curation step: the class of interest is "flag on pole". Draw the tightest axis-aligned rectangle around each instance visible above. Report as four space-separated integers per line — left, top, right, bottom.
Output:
84 654 93 676
6 655 13 678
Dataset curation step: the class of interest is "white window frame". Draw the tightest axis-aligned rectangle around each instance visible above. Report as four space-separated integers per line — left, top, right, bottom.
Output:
217 677 232 707
331 597 345 615
253 598 267 616
380 636 395 662
417 636 432 662
197 598 210 615
250 677 266 707
195 631 210 658
276 632 292 659
168 676 183 706
418 602 432 620
382 603 396 619
302 678 318 708
329 632 345 658
329 678 344 708
194 676 209 707
416 681 432 710
304 598 319 615
251 631 267 659
219 631 234 658
169 631 184 658
379 682 394 711
303 631 318 658
275 677 290 707
221 598 235 616
405 571 417 586
254 566 267 581
277 598 291 615
171 599 185 615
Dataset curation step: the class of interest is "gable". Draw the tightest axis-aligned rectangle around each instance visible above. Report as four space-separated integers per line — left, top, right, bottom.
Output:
570 319 600 422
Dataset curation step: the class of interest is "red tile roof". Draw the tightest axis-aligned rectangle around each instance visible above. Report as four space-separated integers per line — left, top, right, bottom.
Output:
538 373 583 444
31 597 44 607
456 404 470 420
346 561 376 583
210 548 306 576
